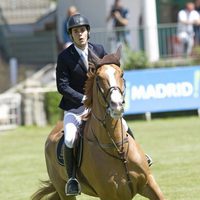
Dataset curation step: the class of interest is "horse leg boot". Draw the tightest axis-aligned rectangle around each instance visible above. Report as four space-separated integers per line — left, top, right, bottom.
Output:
127 127 153 167
63 145 81 196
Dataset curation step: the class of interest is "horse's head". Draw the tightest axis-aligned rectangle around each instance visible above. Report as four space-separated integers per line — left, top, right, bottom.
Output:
96 64 125 119
85 47 125 119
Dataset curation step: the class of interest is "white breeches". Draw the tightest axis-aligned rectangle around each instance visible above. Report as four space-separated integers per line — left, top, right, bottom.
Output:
64 109 128 148
63 108 88 148
177 32 194 56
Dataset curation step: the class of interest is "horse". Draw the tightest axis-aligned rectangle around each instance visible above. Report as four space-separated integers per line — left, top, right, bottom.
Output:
31 47 166 200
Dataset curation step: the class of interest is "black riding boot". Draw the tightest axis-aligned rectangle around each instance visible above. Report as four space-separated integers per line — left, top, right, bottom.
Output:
127 127 135 139
63 145 81 196
127 126 153 167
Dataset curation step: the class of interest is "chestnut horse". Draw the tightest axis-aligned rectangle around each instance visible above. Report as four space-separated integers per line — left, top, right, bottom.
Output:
32 48 166 200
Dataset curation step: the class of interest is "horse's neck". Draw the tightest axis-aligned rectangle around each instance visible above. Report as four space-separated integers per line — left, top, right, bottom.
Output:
90 104 126 144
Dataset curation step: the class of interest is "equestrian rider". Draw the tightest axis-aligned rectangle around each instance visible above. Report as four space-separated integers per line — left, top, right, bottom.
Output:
56 13 152 197
56 13 107 196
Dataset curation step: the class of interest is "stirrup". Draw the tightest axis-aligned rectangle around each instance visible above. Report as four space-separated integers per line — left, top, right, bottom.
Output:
145 154 153 167
65 178 81 196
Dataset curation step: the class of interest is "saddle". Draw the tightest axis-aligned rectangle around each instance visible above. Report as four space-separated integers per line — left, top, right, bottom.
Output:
56 121 86 168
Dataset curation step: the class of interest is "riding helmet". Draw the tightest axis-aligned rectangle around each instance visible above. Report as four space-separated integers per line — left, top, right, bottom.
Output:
67 13 90 34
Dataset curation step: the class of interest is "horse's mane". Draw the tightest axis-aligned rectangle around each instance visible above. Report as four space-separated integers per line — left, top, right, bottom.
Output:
84 62 96 108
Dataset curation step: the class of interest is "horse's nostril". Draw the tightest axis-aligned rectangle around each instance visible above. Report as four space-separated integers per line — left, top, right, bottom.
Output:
110 101 117 108
110 101 123 110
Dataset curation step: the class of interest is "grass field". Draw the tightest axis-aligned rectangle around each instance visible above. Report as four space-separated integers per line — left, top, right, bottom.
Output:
0 116 200 200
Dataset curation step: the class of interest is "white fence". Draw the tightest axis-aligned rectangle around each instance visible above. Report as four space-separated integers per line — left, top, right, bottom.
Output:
0 93 21 131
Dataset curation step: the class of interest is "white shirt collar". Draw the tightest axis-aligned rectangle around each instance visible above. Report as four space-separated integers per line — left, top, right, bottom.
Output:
74 44 88 57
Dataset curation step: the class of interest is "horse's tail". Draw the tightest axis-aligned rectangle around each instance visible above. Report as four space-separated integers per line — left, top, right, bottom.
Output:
31 180 58 200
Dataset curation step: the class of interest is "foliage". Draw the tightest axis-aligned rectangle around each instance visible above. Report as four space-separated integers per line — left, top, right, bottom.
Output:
149 57 199 68
121 46 200 71
44 91 63 125
122 46 149 70
191 46 200 64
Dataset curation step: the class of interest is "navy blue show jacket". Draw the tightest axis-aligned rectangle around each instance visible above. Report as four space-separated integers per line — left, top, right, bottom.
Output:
56 42 107 111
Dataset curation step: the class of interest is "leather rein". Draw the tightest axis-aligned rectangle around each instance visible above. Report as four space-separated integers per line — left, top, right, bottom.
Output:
88 75 134 195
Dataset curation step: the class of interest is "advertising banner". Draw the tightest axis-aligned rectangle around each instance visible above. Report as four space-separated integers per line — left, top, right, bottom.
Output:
124 66 200 114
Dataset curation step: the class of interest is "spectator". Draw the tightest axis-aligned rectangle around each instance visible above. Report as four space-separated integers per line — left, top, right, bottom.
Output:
62 6 78 49
177 2 200 57
107 0 129 46
194 0 200 45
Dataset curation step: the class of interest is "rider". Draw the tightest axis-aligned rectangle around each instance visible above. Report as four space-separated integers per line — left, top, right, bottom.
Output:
56 13 107 196
56 13 152 197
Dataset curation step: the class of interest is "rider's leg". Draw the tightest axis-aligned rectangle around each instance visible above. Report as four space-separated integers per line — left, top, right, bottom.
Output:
63 112 81 196
63 145 80 196
122 118 153 167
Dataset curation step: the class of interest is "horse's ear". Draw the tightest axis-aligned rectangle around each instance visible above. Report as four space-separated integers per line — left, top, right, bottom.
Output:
115 45 122 60
88 48 101 66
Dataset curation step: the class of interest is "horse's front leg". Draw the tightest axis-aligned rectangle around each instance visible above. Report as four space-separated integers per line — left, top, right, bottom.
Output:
139 174 166 200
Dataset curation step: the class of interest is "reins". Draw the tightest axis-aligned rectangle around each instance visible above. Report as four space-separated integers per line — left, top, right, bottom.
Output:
85 62 134 195
92 74 128 156
91 73 133 194
90 112 134 196
91 112 129 155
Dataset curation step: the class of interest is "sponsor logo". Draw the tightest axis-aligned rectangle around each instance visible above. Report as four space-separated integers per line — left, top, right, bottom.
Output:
194 70 200 98
131 82 193 100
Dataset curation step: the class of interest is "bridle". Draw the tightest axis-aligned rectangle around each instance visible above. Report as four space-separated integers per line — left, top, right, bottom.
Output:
90 72 133 195
93 65 126 130
88 68 133 194
92 73 127 150
95 75 126 112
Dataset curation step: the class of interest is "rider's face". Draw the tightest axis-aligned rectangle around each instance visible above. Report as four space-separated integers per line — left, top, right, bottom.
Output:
71 26 88 49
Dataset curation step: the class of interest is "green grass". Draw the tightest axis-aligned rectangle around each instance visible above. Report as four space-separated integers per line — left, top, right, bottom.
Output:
0 116 200 200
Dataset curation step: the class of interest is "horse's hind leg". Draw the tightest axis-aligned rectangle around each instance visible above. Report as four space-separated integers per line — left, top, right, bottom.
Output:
139 175 166 200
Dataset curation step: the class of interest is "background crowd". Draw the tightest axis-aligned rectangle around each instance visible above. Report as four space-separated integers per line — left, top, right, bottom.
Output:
177 1 200 57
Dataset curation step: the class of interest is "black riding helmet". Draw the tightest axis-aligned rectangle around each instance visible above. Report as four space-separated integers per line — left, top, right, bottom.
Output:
67 13 90 34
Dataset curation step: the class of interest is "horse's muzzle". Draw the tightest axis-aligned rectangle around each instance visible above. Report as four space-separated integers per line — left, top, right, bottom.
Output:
109 106 124 119
109 93 124 119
